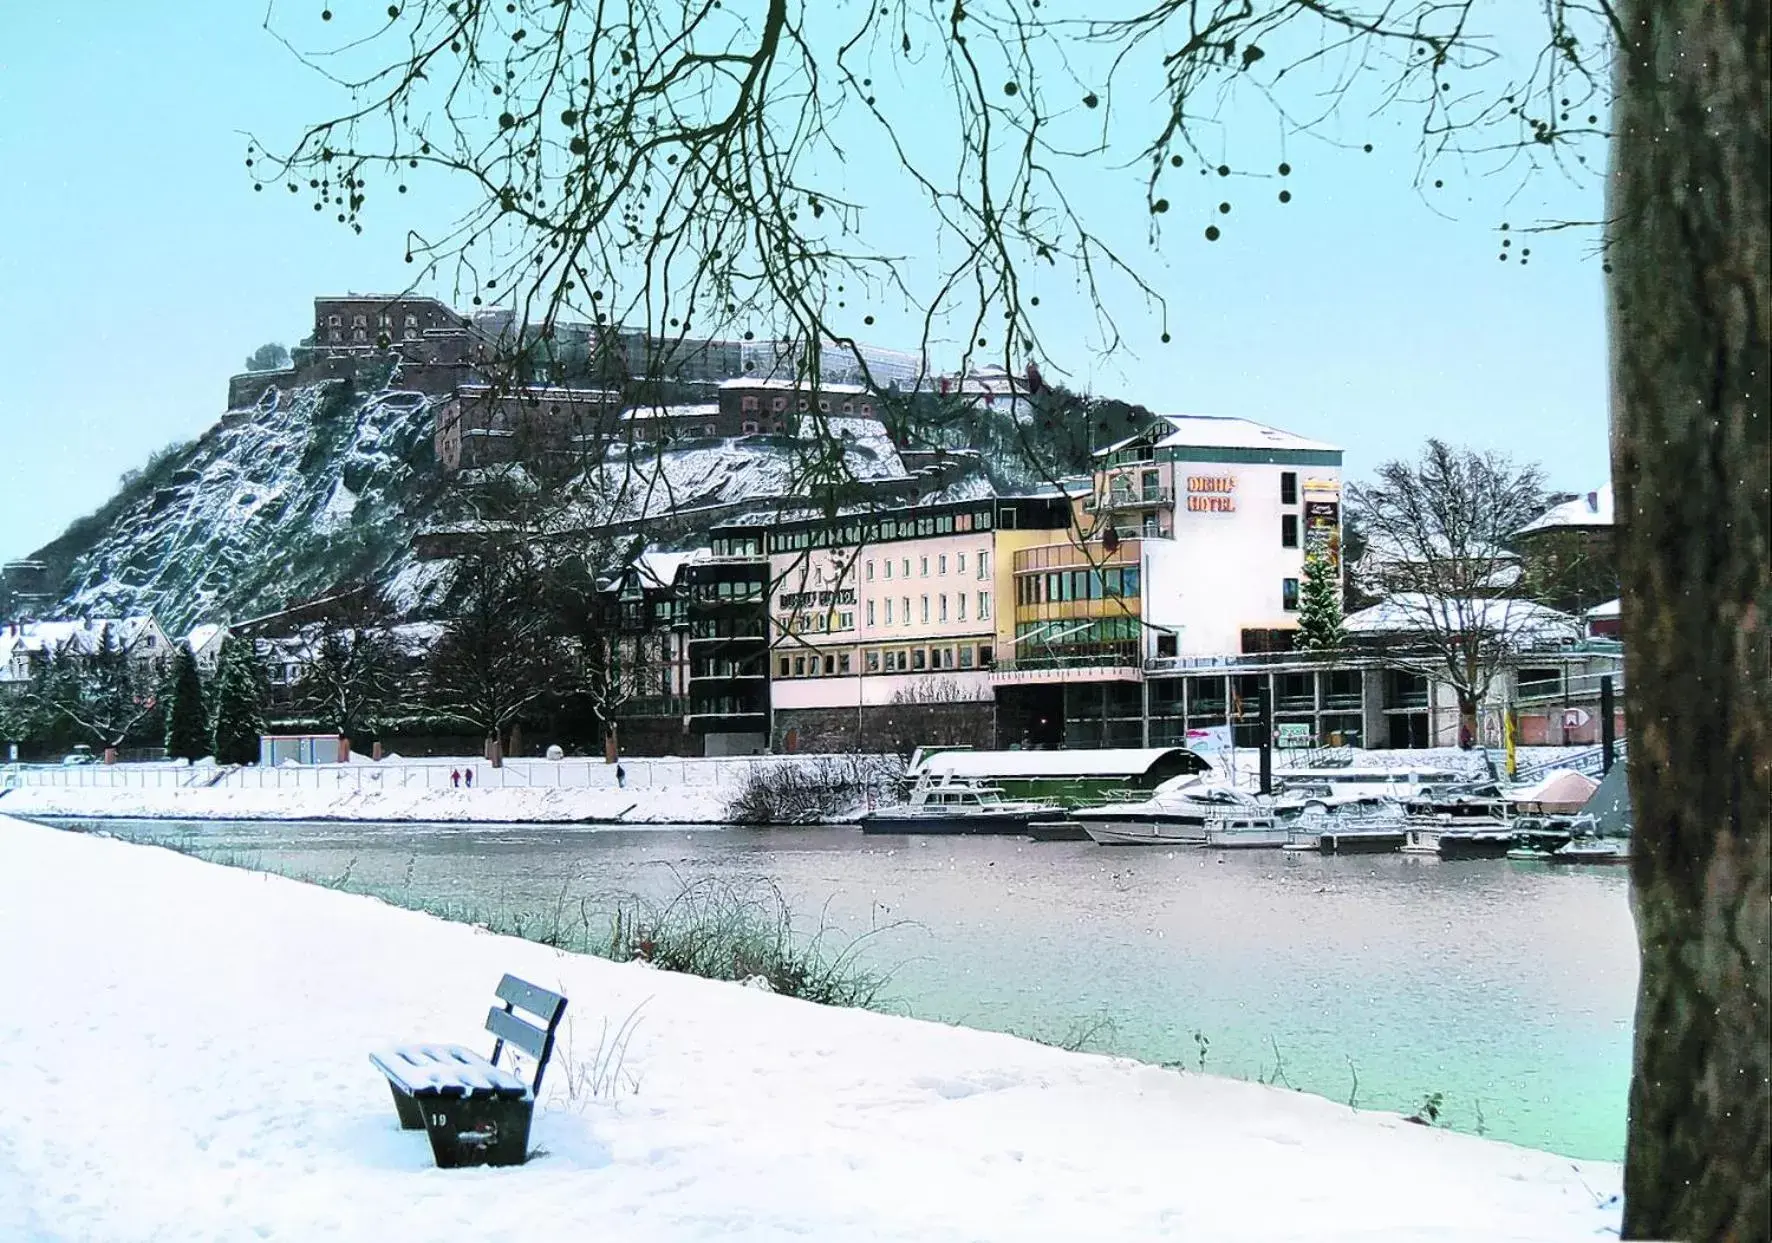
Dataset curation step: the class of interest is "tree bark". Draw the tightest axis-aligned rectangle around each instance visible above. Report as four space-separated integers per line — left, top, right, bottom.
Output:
1610 1 1771 1237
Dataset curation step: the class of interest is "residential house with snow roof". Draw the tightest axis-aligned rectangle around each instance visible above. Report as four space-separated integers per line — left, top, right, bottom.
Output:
1514 484 1617 614
0 616 173 688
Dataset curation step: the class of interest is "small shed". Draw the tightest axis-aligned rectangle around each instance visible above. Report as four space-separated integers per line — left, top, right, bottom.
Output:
259 734 349 767
907 747 1210 807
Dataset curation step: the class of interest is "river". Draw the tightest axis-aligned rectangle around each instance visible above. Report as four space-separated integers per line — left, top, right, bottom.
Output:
56 817 1637 1161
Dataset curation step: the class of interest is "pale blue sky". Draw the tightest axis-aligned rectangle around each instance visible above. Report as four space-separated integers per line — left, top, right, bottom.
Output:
0 3 1612 563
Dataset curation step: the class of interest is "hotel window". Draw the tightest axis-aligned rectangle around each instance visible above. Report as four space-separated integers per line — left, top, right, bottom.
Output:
1281 472 1298 506
794 655 807 676
327 314 341 326
866 651 881 672
939 554 948 575
885 599 894 624
839 611 853 630
867 600 877 626
1141 468 1160 500
901 596 910 624
939 594 948 622
843 401 854 413
1281 514 1299 548
913 649 927 670
921 595 930 623
778 657 790 677
818 399 831 413
742 395 759 411
839 653 852 674
353 314 367 327
956 552 967 574
978 591 991 620
861 403 873 415
959 647 974 669
798 399 810 411
772 396 787 411
866 560 875 581
977 550 990 579
884 560 892 579
741 421 759 434
979 644 994 666
1283 578 1301 611
823 654 836 675
957 594 967 621
920 557 929 577
902 558 910 577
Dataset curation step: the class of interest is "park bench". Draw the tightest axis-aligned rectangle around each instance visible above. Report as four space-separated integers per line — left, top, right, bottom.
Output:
369 974 568 1168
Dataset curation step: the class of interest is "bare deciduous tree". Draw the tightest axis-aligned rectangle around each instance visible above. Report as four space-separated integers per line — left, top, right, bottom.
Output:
1348 439 1550 736
289 592 410 741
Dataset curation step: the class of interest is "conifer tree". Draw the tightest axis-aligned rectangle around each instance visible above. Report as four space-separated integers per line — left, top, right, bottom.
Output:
163 641 208 761
210 635 268 765
1296 546 1347 653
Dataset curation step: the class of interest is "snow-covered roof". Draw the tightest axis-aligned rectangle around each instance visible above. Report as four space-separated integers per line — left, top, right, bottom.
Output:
1344 595 1581 645
910 747 1207 780
633 548 710 590
1099 415 1339 457
185 623 227 653
620 403 720 422
1587 598 1621 620
1519 485 1613 534
0 616 160 660
717 378 871 395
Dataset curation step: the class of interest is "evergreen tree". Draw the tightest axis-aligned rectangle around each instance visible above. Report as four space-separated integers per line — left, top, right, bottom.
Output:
162 641 208 760
210 635 268 765
1296 546 1347 652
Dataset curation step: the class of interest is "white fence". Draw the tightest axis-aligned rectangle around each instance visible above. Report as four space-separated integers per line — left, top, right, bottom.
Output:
1 753 888 794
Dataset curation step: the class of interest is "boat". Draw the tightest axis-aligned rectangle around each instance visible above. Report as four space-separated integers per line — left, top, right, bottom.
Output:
1400 827 1442 856
1505 813 1599 860
1074 774 1270 846
1547 837 1632 864
1400 787 1516 860
858 775 1064 836
1279 794 1408 854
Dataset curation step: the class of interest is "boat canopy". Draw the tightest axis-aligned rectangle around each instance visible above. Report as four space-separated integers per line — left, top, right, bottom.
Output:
909 747 1210 782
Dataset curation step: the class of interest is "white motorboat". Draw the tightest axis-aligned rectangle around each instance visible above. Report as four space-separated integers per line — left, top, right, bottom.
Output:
858 774 1063 836
1075 774 1272 846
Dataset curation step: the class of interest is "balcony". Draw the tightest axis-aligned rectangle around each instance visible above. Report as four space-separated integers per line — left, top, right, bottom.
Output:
1084 486 1173 514
991 648 1142 686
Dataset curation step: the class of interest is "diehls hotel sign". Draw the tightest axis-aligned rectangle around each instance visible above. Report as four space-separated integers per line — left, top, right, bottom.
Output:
1185 474 1237 513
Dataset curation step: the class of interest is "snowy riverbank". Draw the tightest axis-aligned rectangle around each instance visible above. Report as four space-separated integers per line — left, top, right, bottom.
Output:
0 816 1622 1242
0 781 736 824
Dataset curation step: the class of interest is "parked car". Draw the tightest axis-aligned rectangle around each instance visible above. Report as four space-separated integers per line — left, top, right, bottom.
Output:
60 747 97 766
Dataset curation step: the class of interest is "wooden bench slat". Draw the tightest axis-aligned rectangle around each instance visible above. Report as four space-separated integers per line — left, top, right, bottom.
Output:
370 1043 530 1099
484 1006 550 1061
495 974 566 1023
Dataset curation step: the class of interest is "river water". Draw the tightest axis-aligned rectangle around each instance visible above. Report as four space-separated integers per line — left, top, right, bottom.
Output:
60 817 1637 1161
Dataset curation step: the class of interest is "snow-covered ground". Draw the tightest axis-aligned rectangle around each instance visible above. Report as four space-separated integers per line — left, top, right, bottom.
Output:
0 781 732 824
0 816 1622 1242
0 755 844 824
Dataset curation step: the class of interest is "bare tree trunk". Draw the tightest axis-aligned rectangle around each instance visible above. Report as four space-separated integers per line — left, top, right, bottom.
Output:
1610 2 1771 1237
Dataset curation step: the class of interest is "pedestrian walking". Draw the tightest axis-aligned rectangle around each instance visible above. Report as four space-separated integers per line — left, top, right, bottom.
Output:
464 767 474 788
616 763 627 789
450 768 461 788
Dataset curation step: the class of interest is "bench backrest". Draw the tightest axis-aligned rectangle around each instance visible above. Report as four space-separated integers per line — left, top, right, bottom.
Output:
485 974 569 1096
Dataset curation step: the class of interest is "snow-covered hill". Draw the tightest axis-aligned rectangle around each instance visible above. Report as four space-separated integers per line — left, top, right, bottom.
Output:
20 379 993 634
47 383 445 635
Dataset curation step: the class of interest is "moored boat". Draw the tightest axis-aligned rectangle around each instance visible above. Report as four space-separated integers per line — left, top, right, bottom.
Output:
1075 774 1267 846
858 775 1063 836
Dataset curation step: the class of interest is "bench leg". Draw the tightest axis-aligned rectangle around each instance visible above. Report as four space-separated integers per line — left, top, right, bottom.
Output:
416 1096 535 1169
386 1082 426 1130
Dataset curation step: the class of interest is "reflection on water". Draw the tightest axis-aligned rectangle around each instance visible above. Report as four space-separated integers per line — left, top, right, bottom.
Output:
63 817 1635 1160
